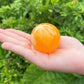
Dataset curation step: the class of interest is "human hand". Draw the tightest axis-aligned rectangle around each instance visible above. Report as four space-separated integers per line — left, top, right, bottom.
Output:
0 29 84 75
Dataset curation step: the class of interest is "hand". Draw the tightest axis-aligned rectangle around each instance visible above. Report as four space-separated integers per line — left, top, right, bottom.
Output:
0 29 84 75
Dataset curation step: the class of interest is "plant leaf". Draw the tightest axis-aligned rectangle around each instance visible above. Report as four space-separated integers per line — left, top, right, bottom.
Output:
22 64 76 84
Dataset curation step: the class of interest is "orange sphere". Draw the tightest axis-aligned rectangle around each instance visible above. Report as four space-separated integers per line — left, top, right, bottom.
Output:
31 23 60 53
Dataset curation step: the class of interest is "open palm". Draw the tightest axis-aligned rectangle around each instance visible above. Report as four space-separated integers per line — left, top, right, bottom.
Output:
0 29 84 74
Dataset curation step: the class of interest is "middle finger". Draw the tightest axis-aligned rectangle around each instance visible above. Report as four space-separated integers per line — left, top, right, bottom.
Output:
0 33 31 49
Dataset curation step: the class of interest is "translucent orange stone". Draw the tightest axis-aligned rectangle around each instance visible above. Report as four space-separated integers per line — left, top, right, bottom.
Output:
31 23 60 53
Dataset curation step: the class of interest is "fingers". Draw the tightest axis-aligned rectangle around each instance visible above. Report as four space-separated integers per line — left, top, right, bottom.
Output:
1 42 35 63
0 29 32 48
0 29 49 69
6 29 31 43
1 42 47 67
4 30 29 42
0 29 31 45
0 33 30 48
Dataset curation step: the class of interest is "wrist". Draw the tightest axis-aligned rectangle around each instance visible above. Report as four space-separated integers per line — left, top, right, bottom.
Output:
75 46 84 75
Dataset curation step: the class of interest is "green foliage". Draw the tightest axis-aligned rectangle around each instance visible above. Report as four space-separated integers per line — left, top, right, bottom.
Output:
0 0 84 83
22 64 84 84
22 64 76 84
0 0 14 7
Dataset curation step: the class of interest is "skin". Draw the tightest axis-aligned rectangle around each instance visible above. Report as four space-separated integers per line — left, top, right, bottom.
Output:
0 29 84 75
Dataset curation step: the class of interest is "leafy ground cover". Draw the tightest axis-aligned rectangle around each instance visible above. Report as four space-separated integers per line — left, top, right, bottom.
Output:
0 0 84 84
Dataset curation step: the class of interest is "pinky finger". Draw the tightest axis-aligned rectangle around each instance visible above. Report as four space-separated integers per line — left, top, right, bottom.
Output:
1 42 43 66
1 42 34 62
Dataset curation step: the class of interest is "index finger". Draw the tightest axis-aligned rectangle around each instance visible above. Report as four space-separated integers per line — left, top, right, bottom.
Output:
6 29 31 42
